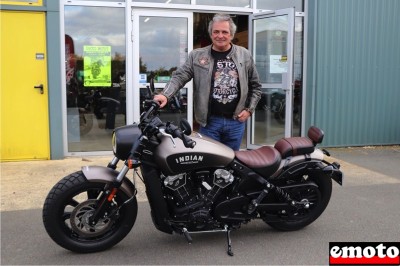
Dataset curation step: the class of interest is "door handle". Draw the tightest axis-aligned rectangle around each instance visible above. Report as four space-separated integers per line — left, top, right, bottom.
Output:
34 84 44 94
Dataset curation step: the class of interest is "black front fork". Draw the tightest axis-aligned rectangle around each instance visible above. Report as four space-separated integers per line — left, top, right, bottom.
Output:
89 134 148 225
88 163 130 226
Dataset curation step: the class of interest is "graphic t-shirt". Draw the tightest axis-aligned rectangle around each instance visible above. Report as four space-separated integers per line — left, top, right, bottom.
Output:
210 47 240 116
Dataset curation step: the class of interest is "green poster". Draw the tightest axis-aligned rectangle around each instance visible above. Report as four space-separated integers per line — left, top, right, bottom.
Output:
83 46 111 87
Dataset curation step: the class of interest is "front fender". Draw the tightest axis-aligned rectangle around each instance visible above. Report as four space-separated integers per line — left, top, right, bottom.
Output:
81 166 136 197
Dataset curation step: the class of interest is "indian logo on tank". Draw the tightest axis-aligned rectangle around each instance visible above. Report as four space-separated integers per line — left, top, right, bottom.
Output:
174 154 204 165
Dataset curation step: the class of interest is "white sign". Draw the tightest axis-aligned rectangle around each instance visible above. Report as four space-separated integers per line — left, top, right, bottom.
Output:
139 74 147 83
270 55 288 74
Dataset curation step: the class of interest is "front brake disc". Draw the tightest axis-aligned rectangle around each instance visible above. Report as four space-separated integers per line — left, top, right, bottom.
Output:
70 199 114 237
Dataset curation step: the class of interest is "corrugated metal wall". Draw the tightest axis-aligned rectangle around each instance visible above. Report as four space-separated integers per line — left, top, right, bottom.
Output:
305 0 400 147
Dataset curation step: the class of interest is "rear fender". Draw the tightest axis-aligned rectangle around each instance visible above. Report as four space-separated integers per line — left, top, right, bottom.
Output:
81 166 136 197
273 159 343 186
318 162 343 186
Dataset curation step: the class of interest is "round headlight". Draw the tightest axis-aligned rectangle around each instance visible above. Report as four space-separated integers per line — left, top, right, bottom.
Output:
112 132 117 154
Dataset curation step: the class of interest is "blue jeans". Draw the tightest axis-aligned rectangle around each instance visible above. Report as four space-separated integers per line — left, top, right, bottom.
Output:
199 116 245 151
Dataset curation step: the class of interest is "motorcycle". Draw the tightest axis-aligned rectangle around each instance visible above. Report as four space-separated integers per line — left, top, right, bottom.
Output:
43 99 343 256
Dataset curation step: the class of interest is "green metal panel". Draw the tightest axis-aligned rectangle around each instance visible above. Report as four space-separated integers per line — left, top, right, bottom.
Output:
306 0 400 147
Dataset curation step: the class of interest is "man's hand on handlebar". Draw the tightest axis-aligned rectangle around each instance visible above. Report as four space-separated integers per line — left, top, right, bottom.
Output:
153 94 168 108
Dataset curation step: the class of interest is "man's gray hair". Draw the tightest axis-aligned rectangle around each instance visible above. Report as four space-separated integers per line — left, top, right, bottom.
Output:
208 13 237 40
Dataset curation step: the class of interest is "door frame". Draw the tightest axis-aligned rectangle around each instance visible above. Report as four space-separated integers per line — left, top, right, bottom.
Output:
0 10 50 161
61 0 126 156
130 9 194 126
247 8 295 149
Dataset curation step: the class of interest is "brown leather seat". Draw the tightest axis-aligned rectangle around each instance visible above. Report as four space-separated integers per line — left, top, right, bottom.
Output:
235 146 281 177
274 126 324 158
274 137 315 158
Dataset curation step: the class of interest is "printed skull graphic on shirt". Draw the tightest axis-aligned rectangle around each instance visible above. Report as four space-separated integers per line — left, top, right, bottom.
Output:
212 59 239 104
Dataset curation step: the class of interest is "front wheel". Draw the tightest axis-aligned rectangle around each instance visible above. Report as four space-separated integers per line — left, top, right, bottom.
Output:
262 174 332 231
42 171 138 253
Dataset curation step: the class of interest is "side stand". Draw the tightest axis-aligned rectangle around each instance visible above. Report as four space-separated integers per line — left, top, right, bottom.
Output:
181 226 234 256
225 225 234 256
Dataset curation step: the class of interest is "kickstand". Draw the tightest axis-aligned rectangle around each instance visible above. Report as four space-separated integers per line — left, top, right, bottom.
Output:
182 228 193 244
225 226 234 256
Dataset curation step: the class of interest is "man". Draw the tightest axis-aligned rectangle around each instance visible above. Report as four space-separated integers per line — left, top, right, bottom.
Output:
154 13 261 151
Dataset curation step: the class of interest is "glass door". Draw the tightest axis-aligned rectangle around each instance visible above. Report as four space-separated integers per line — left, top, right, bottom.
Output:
131 10 193 126
247 8 295 148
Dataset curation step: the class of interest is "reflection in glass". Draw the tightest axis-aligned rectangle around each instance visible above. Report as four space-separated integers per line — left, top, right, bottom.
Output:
138 16 188 125
133 0 249 5
254 15 288 84
64 6 125 152
292 16 304 137
252 15 289 145
134 0 190 3
256 0 303 12
196 0 250 7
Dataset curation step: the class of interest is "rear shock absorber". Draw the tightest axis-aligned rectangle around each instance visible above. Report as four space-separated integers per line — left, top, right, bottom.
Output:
247 180 295 214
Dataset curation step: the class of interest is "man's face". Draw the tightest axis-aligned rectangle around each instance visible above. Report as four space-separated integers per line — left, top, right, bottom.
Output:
211 20 232 52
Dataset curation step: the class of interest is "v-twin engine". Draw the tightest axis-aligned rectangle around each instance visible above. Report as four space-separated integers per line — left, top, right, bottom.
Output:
162 168 234 230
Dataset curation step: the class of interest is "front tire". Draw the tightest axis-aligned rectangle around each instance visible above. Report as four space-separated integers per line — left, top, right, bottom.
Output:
262 174 332 231
42 171 138 253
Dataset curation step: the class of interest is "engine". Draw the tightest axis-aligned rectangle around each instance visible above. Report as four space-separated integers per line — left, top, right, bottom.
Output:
162 168 235 230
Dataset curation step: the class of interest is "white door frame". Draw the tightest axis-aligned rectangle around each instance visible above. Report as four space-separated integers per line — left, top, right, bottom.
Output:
129 9 194 125
247 8 295 149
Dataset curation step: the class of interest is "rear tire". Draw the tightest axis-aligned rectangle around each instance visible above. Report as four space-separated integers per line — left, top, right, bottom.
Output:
262 175 332 231
42 171 137 253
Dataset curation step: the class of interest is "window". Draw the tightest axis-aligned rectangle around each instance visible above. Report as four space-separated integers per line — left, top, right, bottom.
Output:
64 5 126 152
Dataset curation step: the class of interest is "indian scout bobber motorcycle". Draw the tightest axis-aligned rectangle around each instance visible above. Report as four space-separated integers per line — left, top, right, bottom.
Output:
43 100 343 256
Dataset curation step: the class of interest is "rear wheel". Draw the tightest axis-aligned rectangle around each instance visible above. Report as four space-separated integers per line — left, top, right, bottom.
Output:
42 171 137 253
262 174 332 231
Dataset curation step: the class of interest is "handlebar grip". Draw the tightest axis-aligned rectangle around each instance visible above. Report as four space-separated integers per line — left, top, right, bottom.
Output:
165 122 195 148
140 100 160 122
183 135 196 149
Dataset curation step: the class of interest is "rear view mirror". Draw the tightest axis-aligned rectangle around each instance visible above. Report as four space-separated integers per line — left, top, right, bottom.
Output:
179 119 192 136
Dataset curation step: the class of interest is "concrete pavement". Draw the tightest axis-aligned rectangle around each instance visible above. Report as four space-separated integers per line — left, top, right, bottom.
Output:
0 156 147 212
1 145 399 265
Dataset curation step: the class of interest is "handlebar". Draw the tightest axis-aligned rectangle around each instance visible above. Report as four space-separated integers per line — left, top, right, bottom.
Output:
127 100 195 166
140 100 160 123
139 100 196 149
165 122 196 148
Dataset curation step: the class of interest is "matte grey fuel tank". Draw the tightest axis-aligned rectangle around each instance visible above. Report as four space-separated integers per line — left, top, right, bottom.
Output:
153 133 235 175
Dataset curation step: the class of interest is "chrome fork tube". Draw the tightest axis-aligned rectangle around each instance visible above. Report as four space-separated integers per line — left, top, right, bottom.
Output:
107 156 120 169
115 164 130 183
